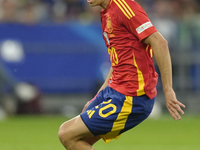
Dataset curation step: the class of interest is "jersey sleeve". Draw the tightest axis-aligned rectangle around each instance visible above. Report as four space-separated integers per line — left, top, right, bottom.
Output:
120 1 157 41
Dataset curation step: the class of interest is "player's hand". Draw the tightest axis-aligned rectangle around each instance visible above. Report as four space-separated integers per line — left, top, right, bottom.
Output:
164 88 186 120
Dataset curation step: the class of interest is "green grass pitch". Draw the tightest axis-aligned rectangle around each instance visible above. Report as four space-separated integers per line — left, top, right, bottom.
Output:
0 115 199 150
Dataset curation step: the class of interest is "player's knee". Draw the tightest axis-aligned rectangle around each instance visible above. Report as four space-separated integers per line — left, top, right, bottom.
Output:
58 123 73 146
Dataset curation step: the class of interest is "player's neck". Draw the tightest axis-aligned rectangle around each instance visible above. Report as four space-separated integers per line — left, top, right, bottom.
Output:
100 0 110 9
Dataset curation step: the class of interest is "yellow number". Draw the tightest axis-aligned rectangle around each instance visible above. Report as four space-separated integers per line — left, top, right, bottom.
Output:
99 104 117 118
108 47 119 66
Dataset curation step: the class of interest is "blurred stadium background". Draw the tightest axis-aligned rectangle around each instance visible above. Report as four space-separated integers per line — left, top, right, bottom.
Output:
0 0 200 149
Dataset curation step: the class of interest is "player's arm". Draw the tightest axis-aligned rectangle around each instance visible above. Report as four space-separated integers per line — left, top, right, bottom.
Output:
81 67 113 112
143 32 186 120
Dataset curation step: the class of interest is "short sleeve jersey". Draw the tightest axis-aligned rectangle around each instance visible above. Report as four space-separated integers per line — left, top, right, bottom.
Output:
101 0 158 99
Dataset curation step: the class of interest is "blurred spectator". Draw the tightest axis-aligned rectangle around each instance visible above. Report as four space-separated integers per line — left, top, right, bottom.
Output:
18 1 50 24
66 0 85 21
78 6 102 24
0 0 199 25
52 0 67 23
0 0 18 23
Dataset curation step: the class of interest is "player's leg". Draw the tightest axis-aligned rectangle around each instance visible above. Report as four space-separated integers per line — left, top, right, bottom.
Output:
58 95 104 150
81 94 104 145
58 115 96 150
83 136 101 146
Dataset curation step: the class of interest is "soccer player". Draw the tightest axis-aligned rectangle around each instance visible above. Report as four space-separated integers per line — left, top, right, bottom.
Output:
58 0 186 149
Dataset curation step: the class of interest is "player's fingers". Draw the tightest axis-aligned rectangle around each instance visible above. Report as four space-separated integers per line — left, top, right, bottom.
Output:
172 104 183 120
168 104 182 120
176 101 186 108
172 100 185 115
167 107 178 120
170 102 185 115
175 104 185 115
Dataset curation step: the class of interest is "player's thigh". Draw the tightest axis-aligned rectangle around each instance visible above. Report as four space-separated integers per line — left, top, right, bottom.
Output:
59 115 94 141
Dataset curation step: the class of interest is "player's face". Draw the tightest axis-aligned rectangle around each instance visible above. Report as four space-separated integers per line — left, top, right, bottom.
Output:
87 0 104 7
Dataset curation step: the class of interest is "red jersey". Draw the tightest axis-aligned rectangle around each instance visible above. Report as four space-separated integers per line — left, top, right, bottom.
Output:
101 0 158 99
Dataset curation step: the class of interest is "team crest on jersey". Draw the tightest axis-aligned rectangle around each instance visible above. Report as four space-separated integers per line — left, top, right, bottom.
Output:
106 17 113 33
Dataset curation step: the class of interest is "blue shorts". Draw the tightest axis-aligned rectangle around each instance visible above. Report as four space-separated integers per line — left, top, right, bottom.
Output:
80 86 155 143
